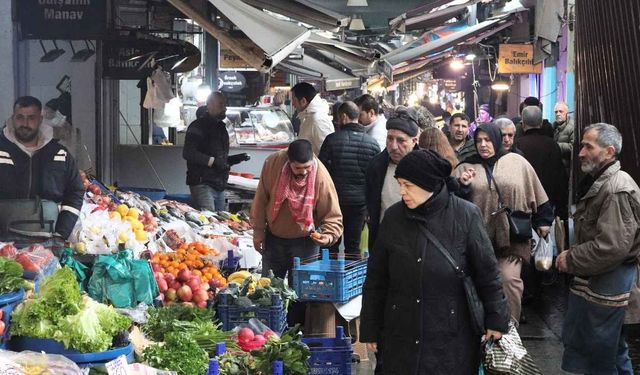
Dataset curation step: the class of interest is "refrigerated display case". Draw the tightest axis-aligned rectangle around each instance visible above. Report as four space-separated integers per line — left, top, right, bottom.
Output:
226 107 294 147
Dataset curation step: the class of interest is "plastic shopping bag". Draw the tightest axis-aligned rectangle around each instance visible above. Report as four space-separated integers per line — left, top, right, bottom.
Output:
533 235 553 272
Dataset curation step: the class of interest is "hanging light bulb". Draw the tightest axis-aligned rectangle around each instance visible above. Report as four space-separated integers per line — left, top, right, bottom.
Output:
491 77 510 91
450 58 465 70
465 53 477 61
349 15 365 31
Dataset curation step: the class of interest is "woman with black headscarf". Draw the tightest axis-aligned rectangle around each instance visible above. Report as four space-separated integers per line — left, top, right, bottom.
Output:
360 149 510 375
453 122 553 325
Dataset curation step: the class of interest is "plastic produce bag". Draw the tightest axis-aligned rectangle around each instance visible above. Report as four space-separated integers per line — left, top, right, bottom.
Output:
0 349 83 375
59 247 88 291
88 249 158 308
11 244 59 279
533 235 553 272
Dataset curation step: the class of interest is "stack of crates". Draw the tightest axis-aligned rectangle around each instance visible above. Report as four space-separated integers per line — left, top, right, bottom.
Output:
303 326 353 375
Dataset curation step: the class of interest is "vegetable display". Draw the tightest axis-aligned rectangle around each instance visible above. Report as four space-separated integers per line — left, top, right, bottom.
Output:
220 271 296 310
10 267 132 353
142 331 209 375
0 256 26 294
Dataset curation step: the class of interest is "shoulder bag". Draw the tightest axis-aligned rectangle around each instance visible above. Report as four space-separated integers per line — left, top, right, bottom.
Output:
418 225 485 335
486 167 532 242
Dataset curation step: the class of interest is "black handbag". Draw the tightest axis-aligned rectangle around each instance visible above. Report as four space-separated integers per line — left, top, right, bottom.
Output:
418 226 486 335
486 168 532 242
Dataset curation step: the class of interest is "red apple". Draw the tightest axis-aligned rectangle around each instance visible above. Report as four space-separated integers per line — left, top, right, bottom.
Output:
88 184 101 195
177 269 192 282
199 283 210 292
195 300 207 308
154 271 164 279
177 285 193 302
169 281 181 291
157 278 168 292
165 288 177 301
164 273 175 284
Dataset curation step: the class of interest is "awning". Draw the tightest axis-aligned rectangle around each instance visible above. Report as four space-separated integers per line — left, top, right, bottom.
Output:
210 0 311 68
394 0 481 32
382 16 510 67
166 0 310 72
533 0 563 63
303 33 378 76
241 0 350 32
278 55 360 91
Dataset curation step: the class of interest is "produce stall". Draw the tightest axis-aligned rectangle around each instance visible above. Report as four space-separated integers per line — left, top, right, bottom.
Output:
0 171 359 375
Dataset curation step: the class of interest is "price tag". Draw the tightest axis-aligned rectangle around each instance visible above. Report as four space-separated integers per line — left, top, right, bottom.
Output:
106 355 129 375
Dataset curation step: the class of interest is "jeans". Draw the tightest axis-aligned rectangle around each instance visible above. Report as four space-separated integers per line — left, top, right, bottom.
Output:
330 204 366 256
262 231 319 327
189 184 225 211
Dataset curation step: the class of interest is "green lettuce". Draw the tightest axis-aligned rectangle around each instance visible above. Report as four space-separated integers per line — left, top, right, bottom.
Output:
0 256 26 294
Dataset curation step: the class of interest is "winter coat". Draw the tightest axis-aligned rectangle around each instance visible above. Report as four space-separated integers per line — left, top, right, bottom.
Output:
516 128 569 217
365 150 391 249
364 114 387 150
553 116 575 170
297 95 335 155
360 185 510 375
183 115 230 191
0 124 84 239
515 119 554 139
453 153 552 261
453 137 477 164
318 123 381 206
568 161 640 325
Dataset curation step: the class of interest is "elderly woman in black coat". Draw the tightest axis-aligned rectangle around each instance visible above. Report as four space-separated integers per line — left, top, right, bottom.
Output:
359 150 510 375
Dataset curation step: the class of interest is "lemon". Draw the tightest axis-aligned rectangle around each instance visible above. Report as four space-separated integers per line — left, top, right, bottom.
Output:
132 220 144 231
74 242 87 255
109 211 122 221
116 204 129 217
134 229 148 242
127 207 140 219
117 232 129 244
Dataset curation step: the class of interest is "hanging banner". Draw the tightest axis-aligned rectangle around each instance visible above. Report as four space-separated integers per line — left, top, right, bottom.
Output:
498 44 543 74
18 0 108 40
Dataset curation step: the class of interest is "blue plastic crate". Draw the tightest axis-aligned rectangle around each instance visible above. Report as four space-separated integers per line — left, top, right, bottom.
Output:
0 289 24 349
221 249 240 270
216 293 286 333
303 326 353 375
292 249 368 303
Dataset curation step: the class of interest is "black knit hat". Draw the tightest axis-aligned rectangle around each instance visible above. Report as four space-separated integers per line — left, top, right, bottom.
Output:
386 113 419 137
395 149 452 192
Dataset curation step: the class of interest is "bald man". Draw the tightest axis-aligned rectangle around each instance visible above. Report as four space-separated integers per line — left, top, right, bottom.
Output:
553 102 575 173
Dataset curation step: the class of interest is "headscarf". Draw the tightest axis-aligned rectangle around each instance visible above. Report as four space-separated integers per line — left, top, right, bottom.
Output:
270 159 318 231
461 122 507 166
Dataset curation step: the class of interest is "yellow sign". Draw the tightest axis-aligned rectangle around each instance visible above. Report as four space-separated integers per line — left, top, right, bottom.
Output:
498 44 542 74
218 45 255 71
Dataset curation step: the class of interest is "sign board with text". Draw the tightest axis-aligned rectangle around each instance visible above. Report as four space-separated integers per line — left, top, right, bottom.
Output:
219 45 256 71
19 0 107 40
498 44 543 74
218 72 247 93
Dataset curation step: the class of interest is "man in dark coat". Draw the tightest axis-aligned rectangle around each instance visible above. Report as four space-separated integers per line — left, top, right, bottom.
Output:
183 92 248 211
513 97 554 139
360 150 510 374
365 114 420 250
445 113 477 163
319 102 380 255
516 106 568 218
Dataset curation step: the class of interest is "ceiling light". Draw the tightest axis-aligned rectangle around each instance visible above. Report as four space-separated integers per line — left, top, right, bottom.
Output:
349 15 365 31
450 58 465 70
69 40 95 62
491 77 511 91
347 0 368 6
465 53 476 61
40 40 65 62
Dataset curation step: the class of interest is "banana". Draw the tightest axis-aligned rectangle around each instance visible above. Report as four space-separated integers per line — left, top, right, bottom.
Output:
257 278 271 287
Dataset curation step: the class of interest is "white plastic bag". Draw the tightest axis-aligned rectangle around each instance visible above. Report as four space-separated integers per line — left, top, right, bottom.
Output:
533 235 553 271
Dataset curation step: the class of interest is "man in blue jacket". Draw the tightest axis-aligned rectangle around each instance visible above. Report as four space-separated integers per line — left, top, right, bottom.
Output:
0 96 84 239
319 101 380 255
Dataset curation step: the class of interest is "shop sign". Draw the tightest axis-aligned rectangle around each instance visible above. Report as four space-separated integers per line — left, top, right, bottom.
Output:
378 59 394 83
498 44 543 74
102 39 200 79
219 45 256 71
218 72 247 93
441 79 460 91
18 0 107 40
326 77 361 92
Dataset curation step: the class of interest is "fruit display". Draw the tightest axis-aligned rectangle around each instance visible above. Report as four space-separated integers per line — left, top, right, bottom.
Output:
151 242 227 307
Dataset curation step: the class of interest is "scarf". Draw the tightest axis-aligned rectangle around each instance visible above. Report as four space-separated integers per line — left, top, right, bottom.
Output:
271 160 318 231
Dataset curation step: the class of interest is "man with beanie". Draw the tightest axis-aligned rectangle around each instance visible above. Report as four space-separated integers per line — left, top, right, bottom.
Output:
365 113 420 251
361 149 510 374
292 82 334 155
183 92 250 211
319 102 380 255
